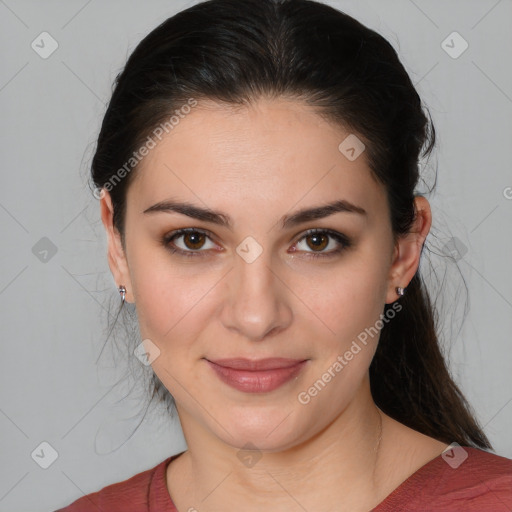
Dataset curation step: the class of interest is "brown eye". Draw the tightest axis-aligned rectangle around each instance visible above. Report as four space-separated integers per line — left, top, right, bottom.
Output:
294 229 351 259
305 232 329 252
182 231 207 250
163 228 351 260
163 228 216 258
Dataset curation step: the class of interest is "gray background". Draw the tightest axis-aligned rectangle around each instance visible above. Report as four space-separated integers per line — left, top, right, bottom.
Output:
0 0 511 510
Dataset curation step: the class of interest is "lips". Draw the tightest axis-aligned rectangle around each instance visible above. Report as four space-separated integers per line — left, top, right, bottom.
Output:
209 357 306 371
205 357 308 393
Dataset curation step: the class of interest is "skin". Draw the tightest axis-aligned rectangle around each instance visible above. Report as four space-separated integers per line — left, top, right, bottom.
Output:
100 98 448 511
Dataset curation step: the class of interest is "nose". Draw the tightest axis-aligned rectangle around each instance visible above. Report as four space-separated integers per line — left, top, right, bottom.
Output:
219 250 293 342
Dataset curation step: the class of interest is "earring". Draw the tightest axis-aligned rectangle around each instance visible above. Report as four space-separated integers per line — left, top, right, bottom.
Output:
118 285 126 304
396 286 406 297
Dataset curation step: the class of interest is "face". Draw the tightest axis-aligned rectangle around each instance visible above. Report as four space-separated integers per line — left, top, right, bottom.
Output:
102 98 418 452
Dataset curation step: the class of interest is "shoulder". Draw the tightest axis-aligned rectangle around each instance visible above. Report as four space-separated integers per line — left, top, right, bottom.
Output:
54 456 173 512
374 445 512 512
433 446 512 505
427 446 511 510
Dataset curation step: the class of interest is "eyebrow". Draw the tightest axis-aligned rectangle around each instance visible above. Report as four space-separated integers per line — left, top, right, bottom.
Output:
143 198 366 229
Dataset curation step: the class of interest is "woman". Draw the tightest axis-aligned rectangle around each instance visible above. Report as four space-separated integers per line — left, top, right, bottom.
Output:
57 0 512 510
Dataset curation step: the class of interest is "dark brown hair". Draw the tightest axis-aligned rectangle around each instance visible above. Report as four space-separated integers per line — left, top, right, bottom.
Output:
91 0 492 449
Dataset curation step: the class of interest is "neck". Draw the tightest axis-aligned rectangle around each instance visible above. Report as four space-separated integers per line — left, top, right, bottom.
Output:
173 380 389 512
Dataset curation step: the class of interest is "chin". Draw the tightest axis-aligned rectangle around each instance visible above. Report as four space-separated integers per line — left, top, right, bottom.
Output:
213 407 306 452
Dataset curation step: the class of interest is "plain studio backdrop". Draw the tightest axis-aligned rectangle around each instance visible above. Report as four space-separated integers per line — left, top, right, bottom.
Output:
0 1 511 511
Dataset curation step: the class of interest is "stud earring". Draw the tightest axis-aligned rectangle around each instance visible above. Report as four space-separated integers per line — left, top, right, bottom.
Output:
118 285 126 304
396 286 406 297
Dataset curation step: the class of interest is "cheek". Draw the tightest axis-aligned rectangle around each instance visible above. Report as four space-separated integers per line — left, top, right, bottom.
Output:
131 260 219 398
304 254 389 347
128 240 223 359
134 267 216 343
294 259 388 411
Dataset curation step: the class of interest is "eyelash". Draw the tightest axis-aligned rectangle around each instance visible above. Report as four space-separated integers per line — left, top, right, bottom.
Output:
162 227 351 260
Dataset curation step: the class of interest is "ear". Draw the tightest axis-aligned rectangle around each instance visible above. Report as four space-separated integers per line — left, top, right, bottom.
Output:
385 196 432 304
100 190 134 303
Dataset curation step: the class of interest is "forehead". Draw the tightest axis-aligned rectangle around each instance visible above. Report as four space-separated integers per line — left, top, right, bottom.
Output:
127 98 387 222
